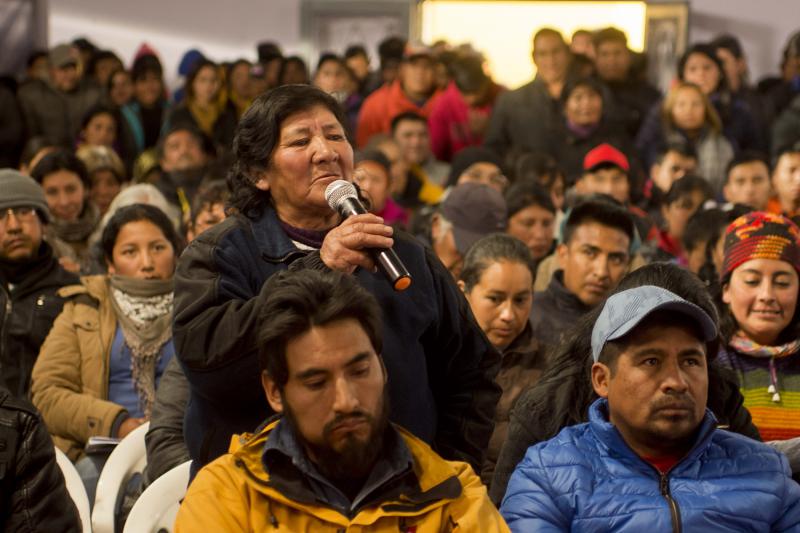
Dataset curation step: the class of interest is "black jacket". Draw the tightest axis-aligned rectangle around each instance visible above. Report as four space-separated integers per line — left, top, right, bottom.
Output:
489 356 761 504
529 271 594 353
772 93 800 159
143 356 190 487
0 243 79 397
544 118 637 186
172 205 502 472
601 78 661 139
0 386 81 532
484 76 561 159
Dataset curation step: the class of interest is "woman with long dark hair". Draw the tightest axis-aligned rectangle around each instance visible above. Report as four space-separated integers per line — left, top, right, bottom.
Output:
172 84 500 474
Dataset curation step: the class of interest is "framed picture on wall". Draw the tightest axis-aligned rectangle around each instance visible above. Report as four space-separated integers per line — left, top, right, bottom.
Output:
644 2 690 93
300 0 415 70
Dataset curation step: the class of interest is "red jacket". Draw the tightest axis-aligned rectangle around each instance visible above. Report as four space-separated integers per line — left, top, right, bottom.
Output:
356 81 441 147
428 81 503 162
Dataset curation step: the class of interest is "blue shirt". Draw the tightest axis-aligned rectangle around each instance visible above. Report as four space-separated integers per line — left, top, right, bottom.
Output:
107 326 174 418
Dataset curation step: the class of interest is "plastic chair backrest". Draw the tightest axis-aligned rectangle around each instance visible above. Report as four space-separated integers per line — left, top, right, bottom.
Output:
122 460 192 533
92 422 150 533
55 446 93 532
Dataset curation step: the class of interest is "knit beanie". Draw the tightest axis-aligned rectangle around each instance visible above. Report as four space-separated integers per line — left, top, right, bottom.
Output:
0 169 50 223
446 147 504 188
721 211 800 280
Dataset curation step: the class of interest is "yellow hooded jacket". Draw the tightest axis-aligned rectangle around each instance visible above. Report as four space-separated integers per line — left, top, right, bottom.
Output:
175 420 509 532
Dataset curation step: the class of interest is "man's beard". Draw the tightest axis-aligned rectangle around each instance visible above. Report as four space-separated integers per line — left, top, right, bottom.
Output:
283 389 390 484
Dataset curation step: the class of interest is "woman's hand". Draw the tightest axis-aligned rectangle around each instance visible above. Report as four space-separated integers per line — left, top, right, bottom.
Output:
320 213 393 274
118 416 147 438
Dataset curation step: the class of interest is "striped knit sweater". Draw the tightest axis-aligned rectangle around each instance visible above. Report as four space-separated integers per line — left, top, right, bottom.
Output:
717 346 800 441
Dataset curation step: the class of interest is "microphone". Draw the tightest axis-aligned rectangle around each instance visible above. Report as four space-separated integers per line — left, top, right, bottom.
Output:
325 180 412 291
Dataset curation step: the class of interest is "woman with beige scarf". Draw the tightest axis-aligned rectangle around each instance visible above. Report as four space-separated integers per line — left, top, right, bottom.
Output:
31 203 181 502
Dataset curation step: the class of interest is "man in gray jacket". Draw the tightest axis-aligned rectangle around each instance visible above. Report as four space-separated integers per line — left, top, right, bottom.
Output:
17 44 101 146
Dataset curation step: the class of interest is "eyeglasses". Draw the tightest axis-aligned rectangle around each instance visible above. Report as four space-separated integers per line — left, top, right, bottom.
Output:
0 207 37 227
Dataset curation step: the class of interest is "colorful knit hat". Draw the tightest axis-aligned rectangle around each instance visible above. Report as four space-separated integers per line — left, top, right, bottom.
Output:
721 211 800 280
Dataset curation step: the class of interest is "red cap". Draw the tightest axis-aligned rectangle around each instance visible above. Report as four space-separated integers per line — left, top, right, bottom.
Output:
583 143 630 172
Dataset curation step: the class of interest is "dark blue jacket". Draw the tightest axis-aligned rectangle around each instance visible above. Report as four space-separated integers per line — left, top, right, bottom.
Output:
172 205 501 471
501 398 800 532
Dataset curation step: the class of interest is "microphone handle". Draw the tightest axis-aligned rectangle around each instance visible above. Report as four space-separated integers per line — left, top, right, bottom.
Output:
338 197 412 291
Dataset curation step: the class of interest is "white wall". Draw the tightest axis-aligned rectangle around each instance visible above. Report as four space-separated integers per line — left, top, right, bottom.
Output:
49 0 798 89
49 0 304 90
688 0 797 83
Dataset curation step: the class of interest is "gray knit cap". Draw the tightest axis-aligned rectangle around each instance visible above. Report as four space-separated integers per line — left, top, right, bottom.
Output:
0 169 51 223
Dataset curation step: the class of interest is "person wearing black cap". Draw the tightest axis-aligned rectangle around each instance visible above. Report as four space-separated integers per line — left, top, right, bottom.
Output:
17 43 102 146
119 54 170 161
445 146 508 192
0 169 78 397
500 276 800 531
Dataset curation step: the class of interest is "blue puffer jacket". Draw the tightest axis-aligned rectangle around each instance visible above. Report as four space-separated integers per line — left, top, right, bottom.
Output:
501 398 800 532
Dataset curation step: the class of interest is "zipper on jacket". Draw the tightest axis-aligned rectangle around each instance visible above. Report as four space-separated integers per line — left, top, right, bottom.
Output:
660 474 682 533
0 289 11 381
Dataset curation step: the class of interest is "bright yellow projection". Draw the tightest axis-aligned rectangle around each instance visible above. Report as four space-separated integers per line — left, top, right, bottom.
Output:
421 1 647 89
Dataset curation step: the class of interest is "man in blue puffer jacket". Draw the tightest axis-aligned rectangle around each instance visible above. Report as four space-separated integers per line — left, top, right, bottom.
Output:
501 284 800 532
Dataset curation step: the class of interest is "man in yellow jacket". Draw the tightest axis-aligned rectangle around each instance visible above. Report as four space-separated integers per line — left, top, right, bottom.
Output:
175 269 508 532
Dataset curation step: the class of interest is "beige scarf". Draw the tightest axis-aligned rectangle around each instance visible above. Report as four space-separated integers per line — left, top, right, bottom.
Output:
108 275 174 417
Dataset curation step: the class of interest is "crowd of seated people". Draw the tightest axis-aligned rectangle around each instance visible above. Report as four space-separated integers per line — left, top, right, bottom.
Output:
2 22 800 531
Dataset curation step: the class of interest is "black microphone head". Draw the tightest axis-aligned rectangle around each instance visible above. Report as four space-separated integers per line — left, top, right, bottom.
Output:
325 180 358 212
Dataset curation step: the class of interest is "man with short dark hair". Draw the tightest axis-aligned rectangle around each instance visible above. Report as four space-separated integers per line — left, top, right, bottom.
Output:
722 151 772 210
529 198 633 350
593 27 661 137
485 28 571 158
0 170 78 398
357 46 442 147
641 141 698 221
344 44 381 97
502 285 800 531
428 53 504 162
175 270 508 531
768 144 800 217
391 111 450 189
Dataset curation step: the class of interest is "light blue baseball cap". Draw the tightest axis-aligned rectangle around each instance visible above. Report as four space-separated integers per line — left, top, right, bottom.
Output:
591 285 717 362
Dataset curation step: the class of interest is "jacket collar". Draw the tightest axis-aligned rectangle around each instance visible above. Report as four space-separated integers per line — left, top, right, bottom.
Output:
248 205 305 263
262 418 414 515
229 419 463 523
588 398 718 476
546 271 594 315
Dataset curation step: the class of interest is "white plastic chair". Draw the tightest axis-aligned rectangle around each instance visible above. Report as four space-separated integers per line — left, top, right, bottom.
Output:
92 422 150 533
122 460 192 533
55 446 93 532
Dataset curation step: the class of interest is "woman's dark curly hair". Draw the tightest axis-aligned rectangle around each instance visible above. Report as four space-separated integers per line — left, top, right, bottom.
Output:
227 84 348 219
